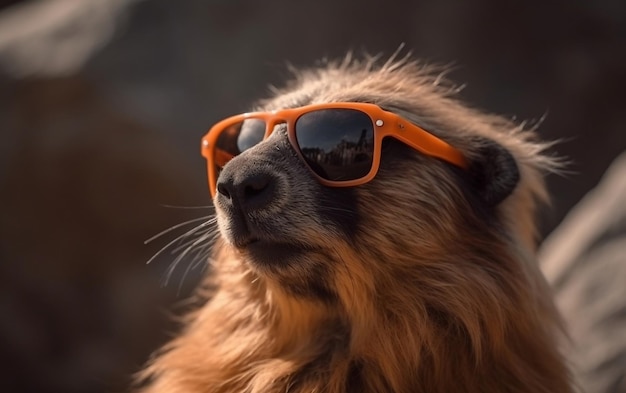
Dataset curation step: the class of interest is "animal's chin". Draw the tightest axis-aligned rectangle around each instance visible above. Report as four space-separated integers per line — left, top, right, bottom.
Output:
218 213 321 269
233 238 312 269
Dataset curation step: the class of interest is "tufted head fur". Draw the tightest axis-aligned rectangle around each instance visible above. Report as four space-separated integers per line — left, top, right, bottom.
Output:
137 55 572 393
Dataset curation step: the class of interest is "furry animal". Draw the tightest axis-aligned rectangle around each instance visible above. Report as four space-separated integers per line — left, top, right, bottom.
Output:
137 55 573 392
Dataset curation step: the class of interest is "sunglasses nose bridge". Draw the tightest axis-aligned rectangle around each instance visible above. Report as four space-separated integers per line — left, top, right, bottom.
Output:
264 116 288 138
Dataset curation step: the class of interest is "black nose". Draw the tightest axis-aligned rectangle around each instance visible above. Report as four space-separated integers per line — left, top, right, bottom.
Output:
216 170 276 212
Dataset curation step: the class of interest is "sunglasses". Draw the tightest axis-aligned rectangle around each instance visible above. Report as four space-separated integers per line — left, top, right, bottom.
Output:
201 102 468 197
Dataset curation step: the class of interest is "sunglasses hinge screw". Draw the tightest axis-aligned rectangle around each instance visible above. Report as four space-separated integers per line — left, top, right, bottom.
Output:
375 119 384 127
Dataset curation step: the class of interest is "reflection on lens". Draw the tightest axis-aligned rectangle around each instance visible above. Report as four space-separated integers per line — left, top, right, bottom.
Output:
295 109 374 181
238 119 266 152
214 119 266 169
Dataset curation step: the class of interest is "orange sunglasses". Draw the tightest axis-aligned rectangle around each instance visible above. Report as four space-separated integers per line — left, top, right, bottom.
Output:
201 102 468 197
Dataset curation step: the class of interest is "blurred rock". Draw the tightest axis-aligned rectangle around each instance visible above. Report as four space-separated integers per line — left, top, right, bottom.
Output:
0 0 144 77
541 152 626 393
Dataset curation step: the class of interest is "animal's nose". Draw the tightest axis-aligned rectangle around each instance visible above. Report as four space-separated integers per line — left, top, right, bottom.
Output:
216 170 276 212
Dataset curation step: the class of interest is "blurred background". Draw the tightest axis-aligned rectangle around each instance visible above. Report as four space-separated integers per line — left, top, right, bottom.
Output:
0 0 624 392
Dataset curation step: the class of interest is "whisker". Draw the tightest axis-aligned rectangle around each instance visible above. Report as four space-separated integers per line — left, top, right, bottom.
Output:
156 220 218 289
163 234 207 288
145 216 215 244
321 206 356 214
176 238 214 294
145 206 221 292
159 204 214 210
170 229 217 255
146 218 215 265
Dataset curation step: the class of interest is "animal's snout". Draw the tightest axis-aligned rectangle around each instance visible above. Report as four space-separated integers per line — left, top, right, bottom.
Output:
216 167 277 212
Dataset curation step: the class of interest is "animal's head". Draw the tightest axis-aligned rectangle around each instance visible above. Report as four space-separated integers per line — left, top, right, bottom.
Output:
202 57 557 308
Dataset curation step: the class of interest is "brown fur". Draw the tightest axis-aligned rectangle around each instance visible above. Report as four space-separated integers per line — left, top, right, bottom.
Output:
137 56 573 392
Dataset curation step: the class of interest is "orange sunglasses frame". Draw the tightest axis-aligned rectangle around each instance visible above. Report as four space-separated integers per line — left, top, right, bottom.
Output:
201 102 468 197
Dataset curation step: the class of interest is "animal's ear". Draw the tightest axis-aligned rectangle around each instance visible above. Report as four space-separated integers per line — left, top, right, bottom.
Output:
467 138 520 206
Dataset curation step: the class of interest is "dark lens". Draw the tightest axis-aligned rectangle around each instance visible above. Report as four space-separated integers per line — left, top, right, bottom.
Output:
295 109 374 181
214 119 266 169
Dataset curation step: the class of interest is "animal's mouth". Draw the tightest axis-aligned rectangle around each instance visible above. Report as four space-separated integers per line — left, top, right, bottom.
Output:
233 237 315 269
219 204 316 268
